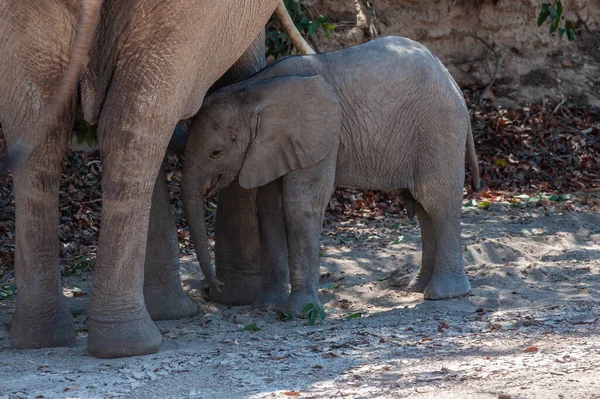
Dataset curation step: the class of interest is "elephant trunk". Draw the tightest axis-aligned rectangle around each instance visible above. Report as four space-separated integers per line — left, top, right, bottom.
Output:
182 169 224 293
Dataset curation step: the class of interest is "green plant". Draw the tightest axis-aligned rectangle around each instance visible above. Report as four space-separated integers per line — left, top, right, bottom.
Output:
346 312 362 320
278 311 295 322
70 307 86 316
266 0 334 59
0 284 16 300
537 1 576 40
239 322 261 332
62 255 94 276
73 119 98 148
302 303 326 326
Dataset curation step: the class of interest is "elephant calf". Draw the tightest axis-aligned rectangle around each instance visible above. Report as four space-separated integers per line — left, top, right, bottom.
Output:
183 36 480 315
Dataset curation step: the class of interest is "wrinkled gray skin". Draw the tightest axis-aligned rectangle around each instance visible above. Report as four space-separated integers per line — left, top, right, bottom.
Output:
183 37 481 315
0 0 304 358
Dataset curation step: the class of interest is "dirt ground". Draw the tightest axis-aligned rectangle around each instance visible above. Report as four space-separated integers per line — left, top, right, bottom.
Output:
1 197 599 399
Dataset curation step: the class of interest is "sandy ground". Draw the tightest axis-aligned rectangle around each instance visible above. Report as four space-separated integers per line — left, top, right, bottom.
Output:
1 200 599 399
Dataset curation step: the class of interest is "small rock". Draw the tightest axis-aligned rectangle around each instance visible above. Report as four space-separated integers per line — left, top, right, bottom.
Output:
131 371 146 380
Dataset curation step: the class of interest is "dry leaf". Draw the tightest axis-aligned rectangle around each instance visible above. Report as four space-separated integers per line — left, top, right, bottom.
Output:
283 392 301 397
524 346 538 353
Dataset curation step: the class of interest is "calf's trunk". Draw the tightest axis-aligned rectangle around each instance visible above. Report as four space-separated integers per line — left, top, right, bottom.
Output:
181 170 223 293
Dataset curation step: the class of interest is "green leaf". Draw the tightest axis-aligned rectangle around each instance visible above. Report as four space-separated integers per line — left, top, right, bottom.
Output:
565 20 576 41
308 311 317 326
565 20 574 30
558 27 566 39
477 200 491 209
331 282 343 290
549 15 560 33
347 312 362 320
556 1 563 20
70 307 86 316
85 130 95 148
307 20 320 36
377 275 392 282
302 303 315 313
317 306 326 321
537 4 550 26
279 311 294 322
0 284 16 299
464 199 477 207
239 323 261 332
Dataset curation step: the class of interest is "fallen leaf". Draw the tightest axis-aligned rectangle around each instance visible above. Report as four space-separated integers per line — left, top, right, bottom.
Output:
283 392 301 397
524 346 538 353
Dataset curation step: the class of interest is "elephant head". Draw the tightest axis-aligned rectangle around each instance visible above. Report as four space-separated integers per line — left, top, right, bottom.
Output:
182 75 342 289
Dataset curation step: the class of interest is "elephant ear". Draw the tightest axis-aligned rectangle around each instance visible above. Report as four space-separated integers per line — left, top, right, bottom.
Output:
238 75 341 189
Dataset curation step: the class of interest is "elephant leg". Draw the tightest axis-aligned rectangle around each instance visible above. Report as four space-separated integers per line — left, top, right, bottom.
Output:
210 182 262 306
406 202 436 293
7 116 76 349
210 31 267 306
87 107 179 358
416 194 471 300
143 168 198 321
252 179 290 310
282 153 337 316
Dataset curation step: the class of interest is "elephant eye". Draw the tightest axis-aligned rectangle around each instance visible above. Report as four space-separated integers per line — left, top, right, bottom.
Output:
210 149 224 159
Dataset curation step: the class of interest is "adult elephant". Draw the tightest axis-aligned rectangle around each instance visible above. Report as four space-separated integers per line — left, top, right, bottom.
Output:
0 0 311 358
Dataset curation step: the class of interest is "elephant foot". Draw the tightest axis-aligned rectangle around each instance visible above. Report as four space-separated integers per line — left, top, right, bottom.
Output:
209 272 262 306
423 272 471 300
252 284 289 310
406 270 432 293
10 300 76 349
144 285 198 321
87 311 161 358
284 291 321 318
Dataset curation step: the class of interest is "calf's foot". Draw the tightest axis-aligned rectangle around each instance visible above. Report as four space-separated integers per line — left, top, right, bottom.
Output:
423 272 471 300
252 284 289 310
285 291 321 318
10 300 76 349
144 285 198 321
209 271 262 306
87 310 161 358
406 270 432 293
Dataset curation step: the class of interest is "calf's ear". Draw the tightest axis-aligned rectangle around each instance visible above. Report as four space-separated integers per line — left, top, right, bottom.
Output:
238 75 341 189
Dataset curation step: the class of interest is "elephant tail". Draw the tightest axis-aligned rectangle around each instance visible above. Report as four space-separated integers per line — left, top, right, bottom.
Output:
274 0 316 55
46 0 102 122
0 0 102 176
466 123 482 192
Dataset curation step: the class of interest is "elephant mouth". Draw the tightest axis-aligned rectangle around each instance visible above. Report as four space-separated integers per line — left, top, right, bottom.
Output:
204 183 218 199
203 174 223 198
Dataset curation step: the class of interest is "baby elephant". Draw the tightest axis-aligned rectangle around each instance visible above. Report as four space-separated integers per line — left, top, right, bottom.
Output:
183 36 480 315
